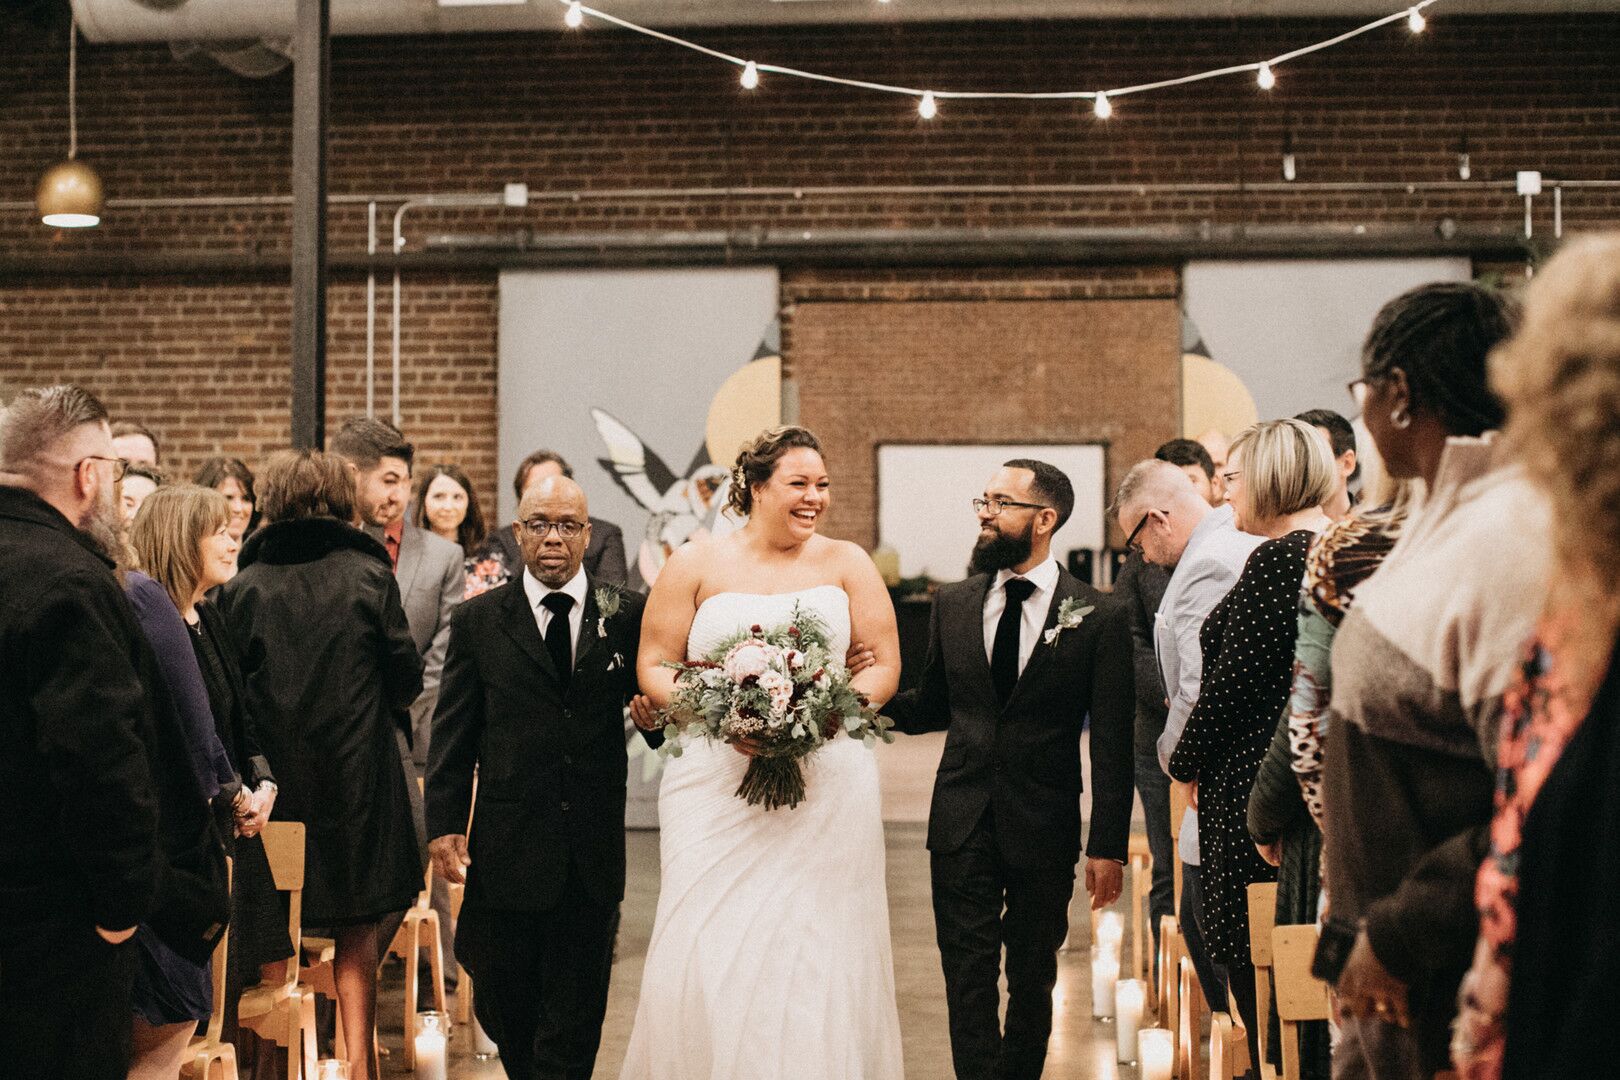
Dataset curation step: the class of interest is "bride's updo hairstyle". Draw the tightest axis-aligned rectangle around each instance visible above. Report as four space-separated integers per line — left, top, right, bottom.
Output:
727 426 824 518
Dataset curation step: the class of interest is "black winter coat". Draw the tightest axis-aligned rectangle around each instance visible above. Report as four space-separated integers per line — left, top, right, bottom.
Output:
0 487 227 960
216 517 424 925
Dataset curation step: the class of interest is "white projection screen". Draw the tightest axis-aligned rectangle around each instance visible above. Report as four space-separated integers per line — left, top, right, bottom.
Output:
877 443 1107 583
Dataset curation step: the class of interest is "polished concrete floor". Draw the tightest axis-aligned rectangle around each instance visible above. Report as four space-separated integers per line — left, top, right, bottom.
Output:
382 731 1153 1078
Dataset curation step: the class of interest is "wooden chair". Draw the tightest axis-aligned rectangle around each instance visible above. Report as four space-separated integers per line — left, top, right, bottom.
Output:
1271 925 1331 1080
449 878 472 1025
237 822 317 1080
1156 914 1182 1034
1176 955 1204 1080
1210 1012 1243 1080
387 863 449 1068
1170 780 1189 911
1128 833 1153 984
181 858 237 1080
1247 881 1279 1080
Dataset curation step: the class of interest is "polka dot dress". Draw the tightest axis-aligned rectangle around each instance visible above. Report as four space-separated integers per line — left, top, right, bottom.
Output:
1168 530 1312 969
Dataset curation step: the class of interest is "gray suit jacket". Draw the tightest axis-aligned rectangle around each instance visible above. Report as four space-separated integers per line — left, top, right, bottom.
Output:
370 522 464 763
1152 504 1262 861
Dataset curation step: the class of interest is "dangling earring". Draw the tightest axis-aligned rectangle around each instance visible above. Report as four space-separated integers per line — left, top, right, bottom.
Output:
1390 407 1411 430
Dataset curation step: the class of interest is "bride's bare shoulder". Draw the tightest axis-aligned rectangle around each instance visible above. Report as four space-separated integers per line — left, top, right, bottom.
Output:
655 533 740 593
811 536 878 579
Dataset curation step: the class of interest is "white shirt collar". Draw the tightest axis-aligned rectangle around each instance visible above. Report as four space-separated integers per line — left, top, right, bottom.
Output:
993 557 1060 596
522 564 588 611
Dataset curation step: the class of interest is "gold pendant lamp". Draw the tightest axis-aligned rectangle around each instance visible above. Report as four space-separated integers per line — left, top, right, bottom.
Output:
37 17 103 228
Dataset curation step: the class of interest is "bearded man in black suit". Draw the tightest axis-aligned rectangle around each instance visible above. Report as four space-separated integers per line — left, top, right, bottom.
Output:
884 459 1134 1080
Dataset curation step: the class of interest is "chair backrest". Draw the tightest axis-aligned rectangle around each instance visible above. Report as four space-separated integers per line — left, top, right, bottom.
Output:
1248 882 1277 967
1157 915 1182 1034
197 857 233 1046
1177 955 1203 1080
1271 924 1331 1080
1129 833 1153 982
259 822 306 993
1247 882 1278 1080
1210 1012 1239 1080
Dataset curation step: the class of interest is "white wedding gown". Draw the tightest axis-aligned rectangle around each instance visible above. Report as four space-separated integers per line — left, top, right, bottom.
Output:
619 585 905 1080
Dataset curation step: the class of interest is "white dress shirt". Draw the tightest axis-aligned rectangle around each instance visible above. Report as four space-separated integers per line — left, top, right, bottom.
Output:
522 565 588 667
981 557 1062 677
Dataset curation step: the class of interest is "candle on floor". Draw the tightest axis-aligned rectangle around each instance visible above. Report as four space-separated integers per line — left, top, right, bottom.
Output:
413 1011 449 1080
1090 951 1119 1018
1139 1028 1174 1080
314 1062 350 1080
473 1014 498 1059
1114 978 1146 1062
1096 909 1124 954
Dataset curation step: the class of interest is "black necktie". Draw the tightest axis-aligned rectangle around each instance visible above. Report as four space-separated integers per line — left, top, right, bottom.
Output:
991 577 1036 705
541 592 575 686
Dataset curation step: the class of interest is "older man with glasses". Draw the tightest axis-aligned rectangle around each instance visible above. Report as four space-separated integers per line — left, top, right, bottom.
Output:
1111 457 1262 1017
0 385 163 1080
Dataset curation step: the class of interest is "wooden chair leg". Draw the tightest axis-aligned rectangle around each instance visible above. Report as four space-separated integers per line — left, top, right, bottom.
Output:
403 930 420 1070
301 990 319 1080
427 914 448 1016
455 966 473 1024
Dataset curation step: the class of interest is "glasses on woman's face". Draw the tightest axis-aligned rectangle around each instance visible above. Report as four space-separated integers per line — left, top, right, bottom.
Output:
519 517 585 540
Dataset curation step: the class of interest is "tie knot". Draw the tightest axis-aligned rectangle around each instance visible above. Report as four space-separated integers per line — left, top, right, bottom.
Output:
541 592 574 616
1004 577 1036 604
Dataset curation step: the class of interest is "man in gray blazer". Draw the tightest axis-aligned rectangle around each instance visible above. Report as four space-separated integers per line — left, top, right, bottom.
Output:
332 417 463 975
1113 458 1261 1014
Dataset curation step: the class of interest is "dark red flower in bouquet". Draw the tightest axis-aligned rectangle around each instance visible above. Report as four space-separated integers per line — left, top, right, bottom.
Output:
751 624 763 634
789 626 800 638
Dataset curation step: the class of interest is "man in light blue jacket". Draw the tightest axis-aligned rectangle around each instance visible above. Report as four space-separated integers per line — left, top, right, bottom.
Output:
1114 458 1261 1011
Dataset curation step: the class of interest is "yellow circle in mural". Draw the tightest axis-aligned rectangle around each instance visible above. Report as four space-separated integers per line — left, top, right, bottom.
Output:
1182 353 1258 440
706 356 783 466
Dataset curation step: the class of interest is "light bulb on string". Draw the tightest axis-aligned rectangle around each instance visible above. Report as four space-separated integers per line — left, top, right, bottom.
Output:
918 91 937 120
565 2 584 29
1257 63 1276 90
1093 92 1112 120
1407 7 1426 33
741 61 759 90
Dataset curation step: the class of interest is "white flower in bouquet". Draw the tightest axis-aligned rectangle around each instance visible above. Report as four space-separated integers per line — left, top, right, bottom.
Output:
757 669 795 716
724 639 776 681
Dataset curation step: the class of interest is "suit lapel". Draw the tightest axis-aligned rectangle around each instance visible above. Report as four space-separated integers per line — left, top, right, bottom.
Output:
500 580 561 685
955 575 996 695
1004 570 1080 711
396 524 425 601
573 578 601 673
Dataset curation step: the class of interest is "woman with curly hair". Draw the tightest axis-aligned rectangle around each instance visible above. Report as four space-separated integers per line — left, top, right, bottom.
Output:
1450 234 1620 1080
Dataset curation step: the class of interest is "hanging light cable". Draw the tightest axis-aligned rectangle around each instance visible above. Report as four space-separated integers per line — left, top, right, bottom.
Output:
37 16 103 228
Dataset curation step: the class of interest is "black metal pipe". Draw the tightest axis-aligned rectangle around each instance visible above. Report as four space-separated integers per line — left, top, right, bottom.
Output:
289 0 329 451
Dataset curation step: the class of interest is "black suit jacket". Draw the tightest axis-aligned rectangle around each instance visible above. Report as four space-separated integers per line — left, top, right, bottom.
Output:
487 518 628 588
425 574 656 912
885 567 1135 868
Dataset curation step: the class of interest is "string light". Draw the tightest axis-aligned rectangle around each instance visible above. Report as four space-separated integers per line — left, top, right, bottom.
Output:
547 0 1440 120
741 60 759 89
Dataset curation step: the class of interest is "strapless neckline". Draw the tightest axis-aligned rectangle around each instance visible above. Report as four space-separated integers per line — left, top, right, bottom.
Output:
694 583 847 616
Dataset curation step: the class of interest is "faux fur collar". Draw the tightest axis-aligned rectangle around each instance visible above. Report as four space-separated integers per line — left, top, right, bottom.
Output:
239 516 392 570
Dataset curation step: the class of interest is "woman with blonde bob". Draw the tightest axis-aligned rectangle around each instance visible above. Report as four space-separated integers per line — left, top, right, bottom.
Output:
130 485 289 1059
1167 417 1335 1064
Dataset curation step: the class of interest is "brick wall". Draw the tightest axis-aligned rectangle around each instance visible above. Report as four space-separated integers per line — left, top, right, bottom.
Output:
3 14 1616 541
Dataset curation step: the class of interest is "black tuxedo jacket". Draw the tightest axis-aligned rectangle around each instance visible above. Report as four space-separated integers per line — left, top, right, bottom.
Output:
425 574 657 912
885 568 1135 868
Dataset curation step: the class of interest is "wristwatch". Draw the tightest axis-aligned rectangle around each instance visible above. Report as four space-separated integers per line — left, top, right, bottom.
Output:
1311 915 1359 985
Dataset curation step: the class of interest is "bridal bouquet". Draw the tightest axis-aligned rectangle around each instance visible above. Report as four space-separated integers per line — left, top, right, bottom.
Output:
657 605 893 810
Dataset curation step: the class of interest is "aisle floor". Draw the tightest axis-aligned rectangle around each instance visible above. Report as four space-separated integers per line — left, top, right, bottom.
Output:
389 821 1148 1079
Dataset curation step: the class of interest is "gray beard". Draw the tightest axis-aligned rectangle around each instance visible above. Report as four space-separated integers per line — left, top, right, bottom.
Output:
79 486 124 563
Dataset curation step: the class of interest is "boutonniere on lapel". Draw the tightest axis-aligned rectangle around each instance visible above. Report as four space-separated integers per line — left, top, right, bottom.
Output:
1043 598 1095 646
594 585 622 639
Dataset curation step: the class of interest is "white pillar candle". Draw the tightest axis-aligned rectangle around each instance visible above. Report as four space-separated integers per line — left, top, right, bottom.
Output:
413 1029 448 1080
1096 910 1124 954
1139 1028 1174 1080
1090 952 1119 1018
314 1062 350 1080
473 1014 498 1058
1114 978 1146 1062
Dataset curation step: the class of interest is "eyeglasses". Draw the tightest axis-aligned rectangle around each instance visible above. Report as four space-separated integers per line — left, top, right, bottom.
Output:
972 497 1050 517
1124 509 1163 553
519 518 585 540
79 455 129 482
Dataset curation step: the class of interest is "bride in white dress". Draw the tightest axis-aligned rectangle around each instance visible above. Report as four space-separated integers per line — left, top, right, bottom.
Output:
620 427 906 1080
